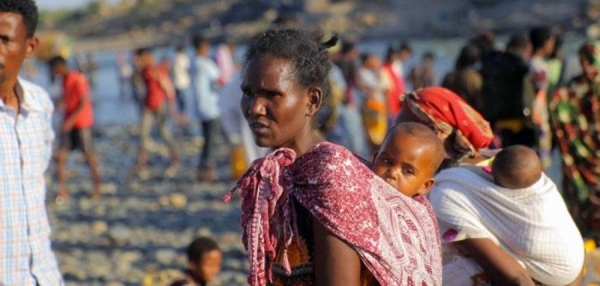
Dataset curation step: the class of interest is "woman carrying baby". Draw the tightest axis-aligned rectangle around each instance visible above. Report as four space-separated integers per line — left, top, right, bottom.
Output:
396 87 584 286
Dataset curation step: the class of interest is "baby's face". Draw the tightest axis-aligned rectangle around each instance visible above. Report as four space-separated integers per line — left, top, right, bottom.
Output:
372 132 436 196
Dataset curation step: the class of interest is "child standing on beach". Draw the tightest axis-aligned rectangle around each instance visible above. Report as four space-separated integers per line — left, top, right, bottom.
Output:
171 237 223 286
49 56 102 202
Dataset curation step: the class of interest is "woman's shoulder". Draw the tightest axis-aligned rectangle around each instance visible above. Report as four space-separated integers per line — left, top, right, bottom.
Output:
301 142 370 169
293 142 374 186
431 166 492 197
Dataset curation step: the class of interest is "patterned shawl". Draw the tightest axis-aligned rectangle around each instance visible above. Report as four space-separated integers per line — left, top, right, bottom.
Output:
224 142 442 286
401 87 493 162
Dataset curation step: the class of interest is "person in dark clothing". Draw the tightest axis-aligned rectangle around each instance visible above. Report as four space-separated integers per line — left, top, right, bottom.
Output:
442 45 483 111
480 33 536 148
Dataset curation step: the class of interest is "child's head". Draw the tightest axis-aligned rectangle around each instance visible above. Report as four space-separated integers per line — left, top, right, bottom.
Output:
187 237 222 284
372 122 445 196
491 145 542 189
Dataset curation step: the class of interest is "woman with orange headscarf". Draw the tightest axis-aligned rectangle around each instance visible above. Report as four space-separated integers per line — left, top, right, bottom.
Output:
395 87 494 166
394 87 584 285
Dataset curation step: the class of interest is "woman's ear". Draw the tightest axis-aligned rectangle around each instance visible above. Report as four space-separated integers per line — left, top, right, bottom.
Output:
306 87 323 116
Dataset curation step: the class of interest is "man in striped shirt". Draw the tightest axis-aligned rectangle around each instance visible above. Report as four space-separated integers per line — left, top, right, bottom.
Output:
0 0 63 284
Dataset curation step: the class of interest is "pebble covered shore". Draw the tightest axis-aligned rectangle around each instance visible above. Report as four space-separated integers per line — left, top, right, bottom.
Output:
45 125 248 285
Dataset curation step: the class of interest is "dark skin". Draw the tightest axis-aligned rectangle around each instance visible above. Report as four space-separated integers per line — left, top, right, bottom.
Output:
134 52 179 172
371 131 437 197
51 63 89 133
241 55 361 285
0 13 38 113
394 105 536 286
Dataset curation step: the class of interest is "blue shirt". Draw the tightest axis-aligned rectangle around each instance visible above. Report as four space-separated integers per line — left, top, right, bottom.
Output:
191 56 221 121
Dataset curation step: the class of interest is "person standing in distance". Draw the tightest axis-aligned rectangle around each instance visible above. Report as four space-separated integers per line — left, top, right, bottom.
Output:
49 56 102 202
190 35 222 182
0 0 64 284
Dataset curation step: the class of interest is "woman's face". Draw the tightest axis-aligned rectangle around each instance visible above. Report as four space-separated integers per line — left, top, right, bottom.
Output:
240 56 317 149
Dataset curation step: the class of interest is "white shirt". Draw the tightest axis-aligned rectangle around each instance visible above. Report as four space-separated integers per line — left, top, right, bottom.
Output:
0 78 63 285
173 51 191 89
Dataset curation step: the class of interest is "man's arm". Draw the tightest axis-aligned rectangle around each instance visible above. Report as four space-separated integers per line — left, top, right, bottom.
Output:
312 220 361 286
456 238 535 286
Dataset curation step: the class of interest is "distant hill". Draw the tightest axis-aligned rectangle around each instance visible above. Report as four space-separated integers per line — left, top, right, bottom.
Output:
39 0 590 52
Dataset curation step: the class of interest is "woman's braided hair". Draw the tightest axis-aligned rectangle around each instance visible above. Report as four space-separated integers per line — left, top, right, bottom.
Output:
244 28 338 105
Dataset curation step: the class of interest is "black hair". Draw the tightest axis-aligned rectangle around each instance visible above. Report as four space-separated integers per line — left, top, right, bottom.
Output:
492 145 542 189
470 31 495 55
399 43 412 53
192 35 209 50
0 0 38 38
423 51 435 60
187 237 220 263
134 47 152 56
385 44 399 63
48 56 67 68
340 40 355 55
244 28 337 107
360 53 373 65
176 44 185 52
507 33 530 52
455 44 479 69
529 26 553 52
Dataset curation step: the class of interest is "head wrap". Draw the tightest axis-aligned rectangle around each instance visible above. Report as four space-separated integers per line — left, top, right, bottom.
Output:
401 87 493 162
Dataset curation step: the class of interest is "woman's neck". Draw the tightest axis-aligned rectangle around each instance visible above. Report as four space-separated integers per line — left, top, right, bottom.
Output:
279 130 324 158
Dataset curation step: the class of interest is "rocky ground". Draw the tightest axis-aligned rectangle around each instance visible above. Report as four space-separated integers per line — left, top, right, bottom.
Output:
45 124 248 285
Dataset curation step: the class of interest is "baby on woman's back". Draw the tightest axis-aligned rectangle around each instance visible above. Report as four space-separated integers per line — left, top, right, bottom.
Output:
434 144 584 285
371 122 445 198
487 145 543 190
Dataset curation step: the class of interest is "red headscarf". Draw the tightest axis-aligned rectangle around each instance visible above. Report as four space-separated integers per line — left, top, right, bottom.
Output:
401 87 493 161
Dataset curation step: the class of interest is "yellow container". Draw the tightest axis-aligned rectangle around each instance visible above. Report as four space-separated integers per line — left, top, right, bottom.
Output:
363 99 388 147
231 145 247 180
586 239 597 253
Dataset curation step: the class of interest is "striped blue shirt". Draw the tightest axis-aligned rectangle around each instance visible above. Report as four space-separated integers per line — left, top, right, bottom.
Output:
0 78 63 285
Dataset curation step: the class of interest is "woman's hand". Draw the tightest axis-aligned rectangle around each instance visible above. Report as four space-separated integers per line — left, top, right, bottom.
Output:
456 238 535 286
312 220 361 286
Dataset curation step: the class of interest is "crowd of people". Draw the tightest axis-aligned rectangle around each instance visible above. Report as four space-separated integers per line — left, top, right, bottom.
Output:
2 0 600 285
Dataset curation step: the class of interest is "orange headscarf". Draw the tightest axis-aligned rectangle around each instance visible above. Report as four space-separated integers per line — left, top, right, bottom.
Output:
401 87 493 161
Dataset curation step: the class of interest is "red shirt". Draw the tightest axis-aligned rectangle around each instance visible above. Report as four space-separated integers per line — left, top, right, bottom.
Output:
382 64 402 117
143 66 167 111
63 71 94 129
